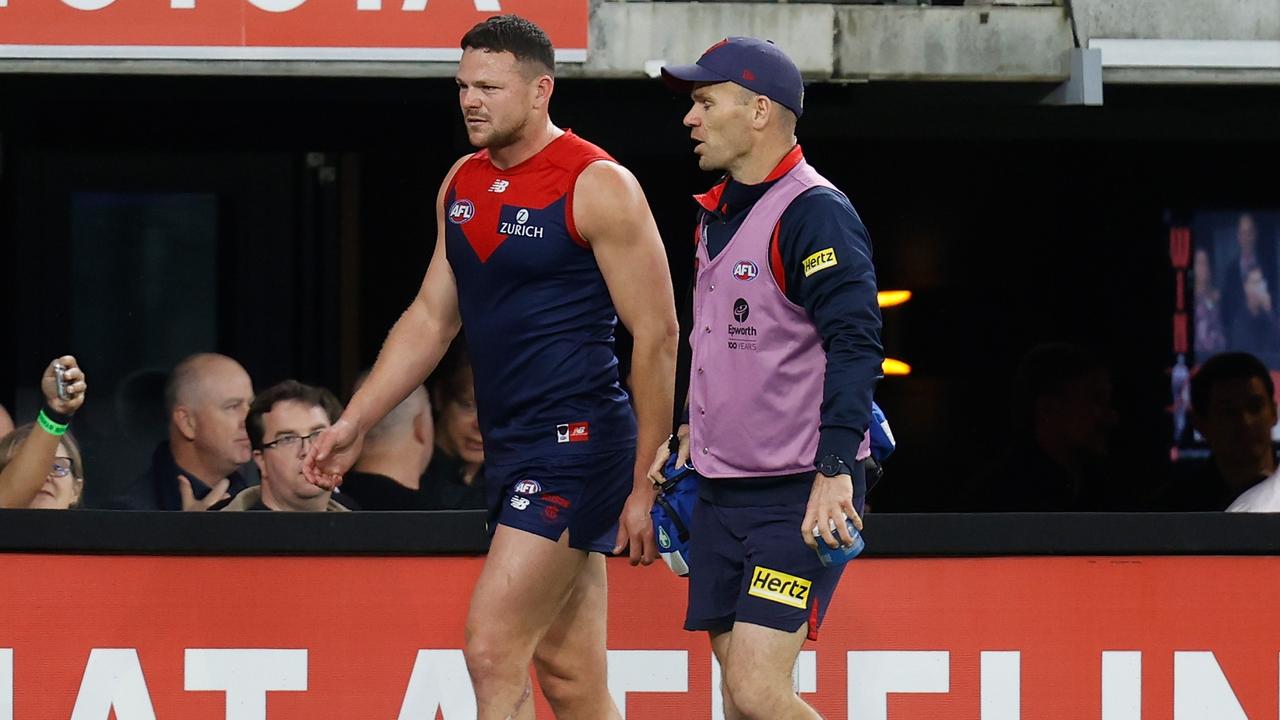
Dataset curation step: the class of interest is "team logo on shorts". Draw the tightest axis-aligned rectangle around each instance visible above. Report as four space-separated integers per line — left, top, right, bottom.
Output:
556 422 590 443
733 260 759 282
541 494 571 522
747 566 811 609
448 199 475 224
513 479 542 495
657 526 672 550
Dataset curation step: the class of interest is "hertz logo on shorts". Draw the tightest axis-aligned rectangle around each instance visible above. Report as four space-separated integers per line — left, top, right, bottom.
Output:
802 248 838 277
747 566 812 609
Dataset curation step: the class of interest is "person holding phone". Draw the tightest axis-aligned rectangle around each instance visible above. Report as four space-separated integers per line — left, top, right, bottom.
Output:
0 356 87 508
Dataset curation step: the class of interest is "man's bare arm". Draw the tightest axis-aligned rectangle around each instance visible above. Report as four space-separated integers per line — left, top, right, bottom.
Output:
575 161 680 564
305 156 470 485
343 156 470 433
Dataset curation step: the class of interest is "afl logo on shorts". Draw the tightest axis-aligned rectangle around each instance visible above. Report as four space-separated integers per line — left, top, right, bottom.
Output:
448 199 475 224
513 479 542 495
733 260 758 282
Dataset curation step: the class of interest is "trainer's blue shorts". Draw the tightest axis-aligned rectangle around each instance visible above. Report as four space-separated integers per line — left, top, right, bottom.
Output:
684 469 865 640
485 449 635 554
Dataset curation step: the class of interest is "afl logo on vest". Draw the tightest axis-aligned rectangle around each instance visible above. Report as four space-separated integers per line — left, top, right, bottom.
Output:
448 199 475 224
733 259 758 281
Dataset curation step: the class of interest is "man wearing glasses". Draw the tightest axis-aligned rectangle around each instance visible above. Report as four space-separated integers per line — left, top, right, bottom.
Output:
224 380 349 512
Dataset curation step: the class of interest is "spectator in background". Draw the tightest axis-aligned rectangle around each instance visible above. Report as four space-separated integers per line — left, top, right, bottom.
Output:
974 343 1118 511
340 376 435 510
225 380 348 512
113 353 253 511
1160 352 1277 510
0 356 87 508
0 404 13 438
1220 213 1280 358
421 342 486 510
1193 248 1226 354
0 424 85 509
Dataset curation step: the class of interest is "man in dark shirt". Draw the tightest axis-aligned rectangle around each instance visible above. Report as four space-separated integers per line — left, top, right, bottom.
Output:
341 381 438 510
1160 352 1278 510
112 353 254 511
974 343 1118 512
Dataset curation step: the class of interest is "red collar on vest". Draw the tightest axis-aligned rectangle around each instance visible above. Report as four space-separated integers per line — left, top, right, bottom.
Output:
693 145 805 213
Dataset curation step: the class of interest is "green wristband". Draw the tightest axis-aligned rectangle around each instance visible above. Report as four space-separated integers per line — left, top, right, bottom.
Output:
37 408 69 437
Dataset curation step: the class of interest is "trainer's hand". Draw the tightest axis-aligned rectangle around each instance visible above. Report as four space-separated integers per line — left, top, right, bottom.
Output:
613 486 659 566
645 423 691 485
801 472 863 551
41 356 87 416
302 418 362 490
179 475 230 512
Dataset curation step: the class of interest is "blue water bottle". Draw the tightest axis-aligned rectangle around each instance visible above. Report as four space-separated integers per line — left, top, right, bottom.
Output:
813 454 867 566
813 517 865 567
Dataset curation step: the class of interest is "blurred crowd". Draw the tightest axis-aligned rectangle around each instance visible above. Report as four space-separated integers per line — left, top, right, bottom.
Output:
4 341 1280 514
0 341 487 513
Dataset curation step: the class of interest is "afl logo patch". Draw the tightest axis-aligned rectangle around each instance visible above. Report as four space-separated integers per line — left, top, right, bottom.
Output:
448 199 475 224
513 479 542 495
516 208 530 224
733 260 758 282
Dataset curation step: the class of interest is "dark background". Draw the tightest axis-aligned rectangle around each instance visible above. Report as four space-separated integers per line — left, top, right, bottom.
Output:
2 74 1278 510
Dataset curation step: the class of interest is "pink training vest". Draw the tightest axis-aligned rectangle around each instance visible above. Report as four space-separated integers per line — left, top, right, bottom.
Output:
688 159 869 479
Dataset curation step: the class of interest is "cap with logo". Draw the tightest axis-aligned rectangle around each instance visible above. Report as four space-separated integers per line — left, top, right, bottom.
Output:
661 36 805 118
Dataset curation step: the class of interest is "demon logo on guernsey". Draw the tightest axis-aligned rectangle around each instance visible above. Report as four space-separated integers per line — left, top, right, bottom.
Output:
733 260 758 281
448 199 475 224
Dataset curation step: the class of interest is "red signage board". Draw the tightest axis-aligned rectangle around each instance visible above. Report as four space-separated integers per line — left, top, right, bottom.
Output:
1 555 1277 718
0 1 588 62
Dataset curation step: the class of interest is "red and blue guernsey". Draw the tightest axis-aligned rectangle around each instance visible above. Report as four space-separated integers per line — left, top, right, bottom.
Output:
444 131 637 466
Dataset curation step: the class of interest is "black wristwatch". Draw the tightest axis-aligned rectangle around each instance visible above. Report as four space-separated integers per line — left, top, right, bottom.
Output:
815 454 853 478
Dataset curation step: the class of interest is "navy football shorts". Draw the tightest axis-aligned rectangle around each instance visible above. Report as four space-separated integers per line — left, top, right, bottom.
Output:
485 449 635 554
685 484 865 640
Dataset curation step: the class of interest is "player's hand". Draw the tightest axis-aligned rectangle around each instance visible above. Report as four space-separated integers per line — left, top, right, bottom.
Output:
179 475 230 512
801 472 862 551
613 487 659 566
302 418 362 490
41 356 86 416
645 423 690 485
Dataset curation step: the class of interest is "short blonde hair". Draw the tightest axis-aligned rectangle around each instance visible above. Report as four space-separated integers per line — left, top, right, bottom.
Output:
0 424 87 506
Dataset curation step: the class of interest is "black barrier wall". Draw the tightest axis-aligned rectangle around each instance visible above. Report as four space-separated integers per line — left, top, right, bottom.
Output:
2 510 1279 556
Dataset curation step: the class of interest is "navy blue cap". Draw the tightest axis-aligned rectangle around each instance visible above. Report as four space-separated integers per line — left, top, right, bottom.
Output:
661 37 804 118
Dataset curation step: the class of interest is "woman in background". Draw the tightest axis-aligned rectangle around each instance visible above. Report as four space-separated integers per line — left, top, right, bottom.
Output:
0 425 85 509
0 356 87 508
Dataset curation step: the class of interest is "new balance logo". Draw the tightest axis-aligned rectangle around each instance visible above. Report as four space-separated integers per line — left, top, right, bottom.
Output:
488 180 510 193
